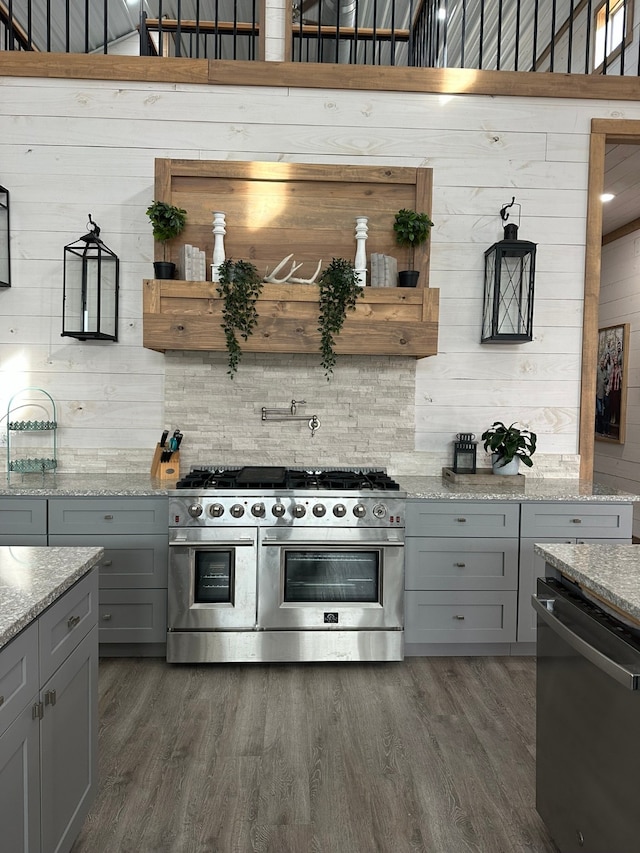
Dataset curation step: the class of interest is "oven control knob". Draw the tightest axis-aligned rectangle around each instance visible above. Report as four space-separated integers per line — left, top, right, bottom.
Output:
208 503 224 518
188 503 203 518
333 503 347 518
272 503 286 518
293 504 307 518
372 503 387 519
353 503 367 518
312 503 326 517
251 502 266 517
230 504 245 518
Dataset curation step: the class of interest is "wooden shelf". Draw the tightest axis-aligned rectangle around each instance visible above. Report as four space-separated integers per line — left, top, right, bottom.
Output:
143 280 439 358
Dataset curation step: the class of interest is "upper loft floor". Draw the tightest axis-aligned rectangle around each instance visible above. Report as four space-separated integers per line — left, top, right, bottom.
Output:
1 0 639 78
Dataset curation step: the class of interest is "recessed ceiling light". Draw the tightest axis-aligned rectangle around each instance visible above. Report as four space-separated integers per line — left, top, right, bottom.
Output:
601 193 615 202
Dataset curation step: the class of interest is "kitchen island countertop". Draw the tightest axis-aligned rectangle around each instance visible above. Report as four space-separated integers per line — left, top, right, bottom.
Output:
534 542 640 625
0 546 103 650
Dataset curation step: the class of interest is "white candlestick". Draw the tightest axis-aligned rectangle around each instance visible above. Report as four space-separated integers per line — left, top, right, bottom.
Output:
354 216 368 287
211 211 226 282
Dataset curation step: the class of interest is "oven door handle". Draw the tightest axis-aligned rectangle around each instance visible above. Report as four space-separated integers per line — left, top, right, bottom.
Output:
260 537 404 547
169 537 256 546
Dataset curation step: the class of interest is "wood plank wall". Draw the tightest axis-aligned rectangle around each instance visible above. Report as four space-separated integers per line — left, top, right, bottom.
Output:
1 54 639 479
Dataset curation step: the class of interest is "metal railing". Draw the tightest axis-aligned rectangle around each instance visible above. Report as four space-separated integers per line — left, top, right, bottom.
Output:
1 0 637 76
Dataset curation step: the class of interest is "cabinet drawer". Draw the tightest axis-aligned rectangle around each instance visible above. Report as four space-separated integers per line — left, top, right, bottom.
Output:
48 497 168 535
405 538 518 591
406 501 519 537
0 498 47 536
49 534 168 588
0 534 47 546
39 569 99 684
520 502 633 539
405 591 517 644
98 589 167 644
0 622 38 736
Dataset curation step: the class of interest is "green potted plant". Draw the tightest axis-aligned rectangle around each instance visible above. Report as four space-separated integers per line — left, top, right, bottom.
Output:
393 208 434 287
146 200 187 279
481 421 537 475
317 257 363 379
216 258 264 378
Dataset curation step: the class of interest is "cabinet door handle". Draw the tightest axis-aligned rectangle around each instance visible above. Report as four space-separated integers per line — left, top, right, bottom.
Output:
455 562 466 568
453 615 465 620
456 517 467 523
102 559 113 567
102 613 112 621
570 518 582 524
67 614 81 629
104 514 114 520
32 702 44 720
44 689 57 706
0 695 4 707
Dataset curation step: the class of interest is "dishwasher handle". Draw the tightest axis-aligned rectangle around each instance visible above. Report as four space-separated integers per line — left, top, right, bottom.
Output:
532 594 640 690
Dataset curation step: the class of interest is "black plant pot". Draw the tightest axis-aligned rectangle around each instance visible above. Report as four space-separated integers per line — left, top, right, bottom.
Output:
153 261 176 280
398 270 419 288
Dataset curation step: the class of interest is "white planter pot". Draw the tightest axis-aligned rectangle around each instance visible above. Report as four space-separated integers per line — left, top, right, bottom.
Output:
491 454 520 476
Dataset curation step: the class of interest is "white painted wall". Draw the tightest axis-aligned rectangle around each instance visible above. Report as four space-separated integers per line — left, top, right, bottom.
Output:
595 229 640 532
1 73 637 477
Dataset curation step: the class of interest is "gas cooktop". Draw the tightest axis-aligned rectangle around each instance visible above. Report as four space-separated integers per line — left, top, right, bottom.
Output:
175 465 401 491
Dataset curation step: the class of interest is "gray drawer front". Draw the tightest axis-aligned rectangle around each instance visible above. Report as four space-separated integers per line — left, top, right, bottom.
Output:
405 538 518 591
405 591 517 644
39 569 99 684
49 534 168 588
48 497 168 535
0 534 47 546
406 501 519 537
0 622 38 736
98 589 167 644
0 499 47 536
520 502 633 539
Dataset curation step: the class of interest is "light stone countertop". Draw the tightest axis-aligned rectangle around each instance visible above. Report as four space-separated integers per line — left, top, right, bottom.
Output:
0 546 103 650
400 477 638 502
534 543 640 624
0 474 636 502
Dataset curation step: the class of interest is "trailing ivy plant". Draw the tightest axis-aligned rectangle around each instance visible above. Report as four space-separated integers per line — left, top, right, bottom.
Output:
216 258 263 378
317 257 363 379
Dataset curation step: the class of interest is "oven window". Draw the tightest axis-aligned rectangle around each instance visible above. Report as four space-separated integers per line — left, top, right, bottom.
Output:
194 550 234 604
283 550 380 603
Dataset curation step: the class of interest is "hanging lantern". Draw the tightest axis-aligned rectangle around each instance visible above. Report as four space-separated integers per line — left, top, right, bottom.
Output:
482 198 536 343
453 432 477 474
62 215 119 341
0 184 10 288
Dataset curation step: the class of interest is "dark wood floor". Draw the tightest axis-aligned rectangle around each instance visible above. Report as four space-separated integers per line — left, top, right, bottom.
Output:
71 655 559 853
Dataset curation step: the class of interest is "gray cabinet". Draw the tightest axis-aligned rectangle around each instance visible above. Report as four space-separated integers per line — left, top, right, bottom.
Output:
517 502 633 643
405 501 519 651
0 497 47 545
0 569 98 853
48 497 168 652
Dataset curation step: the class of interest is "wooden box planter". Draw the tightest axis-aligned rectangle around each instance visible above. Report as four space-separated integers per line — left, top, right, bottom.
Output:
143 158 439 358
143 279 439 357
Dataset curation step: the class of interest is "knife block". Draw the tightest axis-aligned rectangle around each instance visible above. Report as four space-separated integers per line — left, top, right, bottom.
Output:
150 444 180 481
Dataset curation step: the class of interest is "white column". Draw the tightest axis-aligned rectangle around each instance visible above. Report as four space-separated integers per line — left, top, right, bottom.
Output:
211 211 226 283
354 216 368 287
264 0 288 62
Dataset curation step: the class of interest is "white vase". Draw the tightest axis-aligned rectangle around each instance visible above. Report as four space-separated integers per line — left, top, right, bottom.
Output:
491 454 520 475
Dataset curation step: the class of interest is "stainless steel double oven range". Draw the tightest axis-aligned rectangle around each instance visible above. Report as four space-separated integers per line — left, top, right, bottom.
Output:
167 466 406 663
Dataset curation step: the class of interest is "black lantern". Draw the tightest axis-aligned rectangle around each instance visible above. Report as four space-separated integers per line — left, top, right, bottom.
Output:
482 198 536 343
0 184 9 288
453 432 477 474
62 215 119 341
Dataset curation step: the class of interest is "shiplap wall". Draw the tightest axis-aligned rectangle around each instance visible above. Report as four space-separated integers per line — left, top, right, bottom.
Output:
596 230 640 531
1 73 638 477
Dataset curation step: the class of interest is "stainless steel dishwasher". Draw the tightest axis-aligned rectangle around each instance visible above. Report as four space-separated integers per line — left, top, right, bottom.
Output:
533 576 640 853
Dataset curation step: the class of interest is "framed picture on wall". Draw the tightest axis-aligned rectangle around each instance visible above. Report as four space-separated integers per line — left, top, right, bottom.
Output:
595 323 629 444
